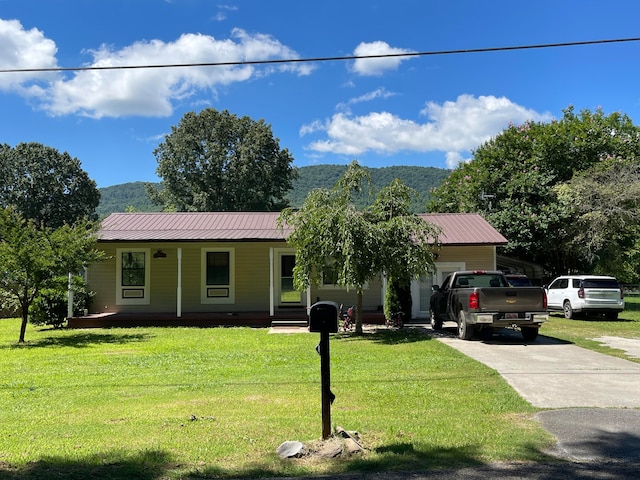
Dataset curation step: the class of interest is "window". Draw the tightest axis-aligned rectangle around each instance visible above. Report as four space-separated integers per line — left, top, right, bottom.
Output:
207 251 230 286
320 263 339 289
116 248 150 305
201 248 235 304
122 252 145 286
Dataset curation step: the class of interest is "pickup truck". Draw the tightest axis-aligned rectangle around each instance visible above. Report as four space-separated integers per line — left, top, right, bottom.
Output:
429 270 548 341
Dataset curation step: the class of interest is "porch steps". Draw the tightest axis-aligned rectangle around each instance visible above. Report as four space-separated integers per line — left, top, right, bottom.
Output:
270 319 309 328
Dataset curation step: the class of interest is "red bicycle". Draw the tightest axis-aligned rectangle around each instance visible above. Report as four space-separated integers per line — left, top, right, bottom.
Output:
339 304 355 331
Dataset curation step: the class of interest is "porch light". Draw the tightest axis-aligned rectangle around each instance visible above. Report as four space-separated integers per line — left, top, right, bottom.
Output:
153 249 167 258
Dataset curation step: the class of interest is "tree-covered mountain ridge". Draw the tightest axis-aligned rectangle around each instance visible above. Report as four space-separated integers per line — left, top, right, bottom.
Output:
97 164 450 217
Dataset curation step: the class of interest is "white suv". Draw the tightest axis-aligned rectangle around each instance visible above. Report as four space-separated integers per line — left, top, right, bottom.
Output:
545 275 624 319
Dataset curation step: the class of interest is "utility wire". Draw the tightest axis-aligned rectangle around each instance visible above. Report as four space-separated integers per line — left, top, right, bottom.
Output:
1 37 639 74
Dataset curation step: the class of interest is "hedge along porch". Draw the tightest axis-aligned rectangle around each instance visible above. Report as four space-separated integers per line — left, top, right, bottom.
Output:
72 212 507 327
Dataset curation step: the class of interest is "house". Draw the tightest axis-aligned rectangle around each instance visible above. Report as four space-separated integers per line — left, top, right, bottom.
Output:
70 212 507 328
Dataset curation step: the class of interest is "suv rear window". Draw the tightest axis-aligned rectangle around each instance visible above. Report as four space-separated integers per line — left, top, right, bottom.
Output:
582 279 620 289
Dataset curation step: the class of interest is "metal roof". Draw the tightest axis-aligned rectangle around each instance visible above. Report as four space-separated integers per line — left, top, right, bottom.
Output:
98 212 507 245
419 213 508 245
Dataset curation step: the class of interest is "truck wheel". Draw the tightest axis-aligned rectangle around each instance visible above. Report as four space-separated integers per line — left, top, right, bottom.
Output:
457 311 474 340
563 301 574 319
521 327 538 341
430 309 443 330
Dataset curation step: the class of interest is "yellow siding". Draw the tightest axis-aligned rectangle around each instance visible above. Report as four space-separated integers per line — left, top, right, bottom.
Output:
435 245 496 270
87 241 495 315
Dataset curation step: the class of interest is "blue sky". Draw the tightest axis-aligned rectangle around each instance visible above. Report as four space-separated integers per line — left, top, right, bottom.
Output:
1 0 640 187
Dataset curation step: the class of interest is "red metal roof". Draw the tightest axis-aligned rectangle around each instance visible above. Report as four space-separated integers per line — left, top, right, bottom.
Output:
98 212 507 245
419 213 508 245
98 212 289 241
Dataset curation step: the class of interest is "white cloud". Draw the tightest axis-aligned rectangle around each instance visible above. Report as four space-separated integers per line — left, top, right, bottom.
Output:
0 18 59 93
303 94 554 168
336 87 396 112
350 41 414 76
2 24 312 118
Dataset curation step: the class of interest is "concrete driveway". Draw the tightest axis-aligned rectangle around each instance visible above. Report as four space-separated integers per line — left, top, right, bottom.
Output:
436 331 640 409
435 327 640 464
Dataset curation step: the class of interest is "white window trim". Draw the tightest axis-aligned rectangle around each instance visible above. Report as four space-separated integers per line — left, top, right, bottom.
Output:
116 248 151 305
318 263 370 290
201 248 235 304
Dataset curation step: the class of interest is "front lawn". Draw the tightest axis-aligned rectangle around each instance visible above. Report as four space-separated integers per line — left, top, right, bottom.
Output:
541 296 640 362
0 320 554 479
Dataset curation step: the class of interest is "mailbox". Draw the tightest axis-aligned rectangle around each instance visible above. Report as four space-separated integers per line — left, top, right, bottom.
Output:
309 301 339 333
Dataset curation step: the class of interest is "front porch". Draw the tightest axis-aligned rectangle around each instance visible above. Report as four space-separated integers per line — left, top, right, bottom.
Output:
67 309 385 329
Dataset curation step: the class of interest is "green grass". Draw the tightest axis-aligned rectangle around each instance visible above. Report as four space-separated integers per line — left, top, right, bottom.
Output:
541 296 640 362
0 320 555 479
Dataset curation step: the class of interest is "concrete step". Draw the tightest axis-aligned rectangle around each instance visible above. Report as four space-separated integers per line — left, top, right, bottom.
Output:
271 319 308 328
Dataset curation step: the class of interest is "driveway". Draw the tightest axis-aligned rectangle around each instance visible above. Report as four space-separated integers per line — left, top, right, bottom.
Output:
436 331 640 409
435 327 640 464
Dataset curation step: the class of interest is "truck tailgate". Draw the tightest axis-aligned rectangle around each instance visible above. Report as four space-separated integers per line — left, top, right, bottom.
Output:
477 287 544 312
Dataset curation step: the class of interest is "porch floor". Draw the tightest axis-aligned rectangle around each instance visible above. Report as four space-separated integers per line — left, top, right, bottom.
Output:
67 310 385 329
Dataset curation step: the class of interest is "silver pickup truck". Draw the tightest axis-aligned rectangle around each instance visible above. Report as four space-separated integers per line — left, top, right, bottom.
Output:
429 270 548 341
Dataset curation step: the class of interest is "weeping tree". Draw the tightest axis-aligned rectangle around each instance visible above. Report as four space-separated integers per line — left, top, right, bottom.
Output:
279 161 440 333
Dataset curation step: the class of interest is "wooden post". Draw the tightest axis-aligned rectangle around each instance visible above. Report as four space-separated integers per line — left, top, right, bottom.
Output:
320 330 332 439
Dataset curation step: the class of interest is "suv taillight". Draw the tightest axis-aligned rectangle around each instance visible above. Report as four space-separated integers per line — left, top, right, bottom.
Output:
469 292 479 309
578 288 585 299
543 290 548 309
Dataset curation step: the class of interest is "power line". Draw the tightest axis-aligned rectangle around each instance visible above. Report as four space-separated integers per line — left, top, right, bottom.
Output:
1 37 639 74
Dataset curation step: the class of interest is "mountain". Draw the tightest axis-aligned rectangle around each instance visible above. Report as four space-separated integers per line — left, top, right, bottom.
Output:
97 165 450 217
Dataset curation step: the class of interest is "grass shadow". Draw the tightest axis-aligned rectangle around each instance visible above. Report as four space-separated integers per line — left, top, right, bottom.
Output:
337 327 433 345
4 331 153 349
0 449 171 480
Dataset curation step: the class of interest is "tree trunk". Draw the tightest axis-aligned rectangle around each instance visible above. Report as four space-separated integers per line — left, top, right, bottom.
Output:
355 289 364 334
19 309 28 343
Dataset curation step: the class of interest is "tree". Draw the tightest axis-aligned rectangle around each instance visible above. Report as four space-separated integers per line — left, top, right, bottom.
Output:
0 143 100 228
147 108 297 212
370 179 441 321
555 161 640 282
0 208 105 342
279 161 440 333
428 106 640 278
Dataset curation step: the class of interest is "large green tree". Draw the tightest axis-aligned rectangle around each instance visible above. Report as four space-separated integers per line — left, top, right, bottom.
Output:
279 161 440 333
0 143 100 228
0 208 105 342
555 161 640 281
428 107 640 279
147 108 297 212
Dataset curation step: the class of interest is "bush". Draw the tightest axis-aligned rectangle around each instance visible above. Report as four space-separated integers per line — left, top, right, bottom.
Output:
29 275 94 328
384 274 412 322
0 291 19 319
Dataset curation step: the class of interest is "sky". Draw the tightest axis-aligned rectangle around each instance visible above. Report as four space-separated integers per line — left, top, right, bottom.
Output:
1 0 640 188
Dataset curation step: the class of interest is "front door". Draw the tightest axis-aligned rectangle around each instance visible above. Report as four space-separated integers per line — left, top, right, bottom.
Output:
279 253 302 305
412 262 465 319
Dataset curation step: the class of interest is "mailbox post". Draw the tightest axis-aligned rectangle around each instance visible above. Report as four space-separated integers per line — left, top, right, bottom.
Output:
308 301 338 439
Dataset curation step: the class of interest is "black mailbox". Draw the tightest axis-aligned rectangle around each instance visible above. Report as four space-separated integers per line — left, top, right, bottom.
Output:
309 301 339 333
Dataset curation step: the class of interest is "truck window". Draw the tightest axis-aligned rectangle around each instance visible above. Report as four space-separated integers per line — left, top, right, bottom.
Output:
582 279 620 289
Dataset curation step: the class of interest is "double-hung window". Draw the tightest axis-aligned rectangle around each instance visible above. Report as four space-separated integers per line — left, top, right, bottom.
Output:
116 248 150 305
201 248 235 304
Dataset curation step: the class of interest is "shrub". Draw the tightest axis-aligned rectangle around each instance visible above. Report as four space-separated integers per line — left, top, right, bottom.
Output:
384 274 412 322
29 275 94 328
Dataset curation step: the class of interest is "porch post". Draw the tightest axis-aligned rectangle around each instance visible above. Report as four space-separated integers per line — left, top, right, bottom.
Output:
67 272 73 319
177 247 182 317
269 248 274 316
